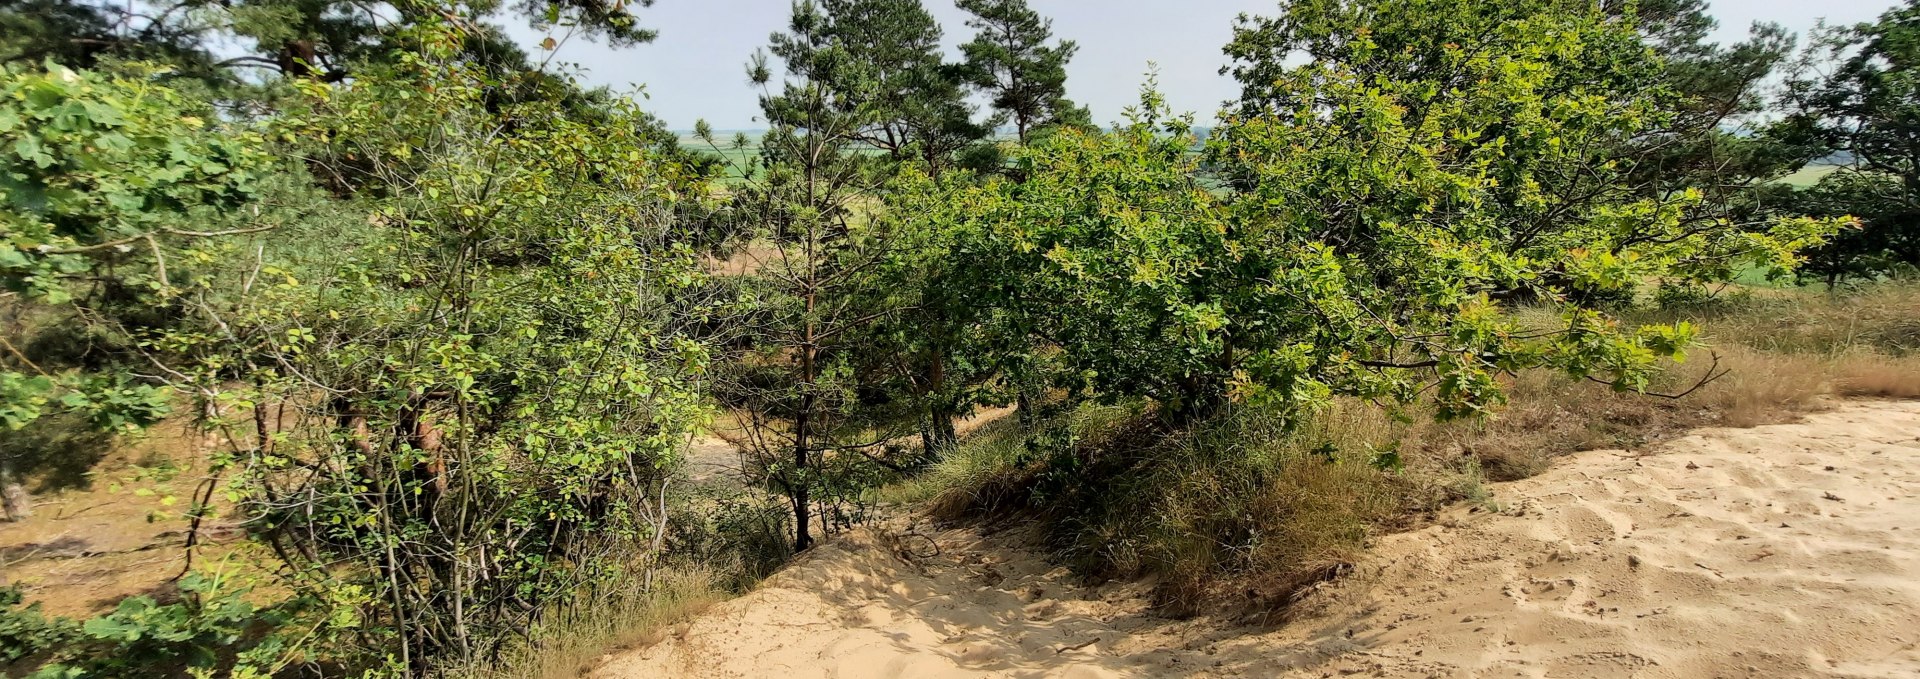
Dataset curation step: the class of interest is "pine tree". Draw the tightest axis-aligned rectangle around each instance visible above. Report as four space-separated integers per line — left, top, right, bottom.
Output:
957 0 1089 142
716 1 925 551
808 0 988 173
1615 0 1806 198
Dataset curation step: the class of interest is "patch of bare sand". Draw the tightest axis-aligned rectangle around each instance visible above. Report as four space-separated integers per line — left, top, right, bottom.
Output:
593 401 1920 678
0 418 248 617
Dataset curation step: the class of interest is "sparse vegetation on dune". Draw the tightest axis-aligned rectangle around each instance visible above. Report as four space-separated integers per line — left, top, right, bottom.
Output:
8 0 1920 676
899 281 1920 614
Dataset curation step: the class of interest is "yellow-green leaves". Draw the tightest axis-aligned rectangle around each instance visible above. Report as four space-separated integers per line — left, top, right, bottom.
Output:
0 61 268 435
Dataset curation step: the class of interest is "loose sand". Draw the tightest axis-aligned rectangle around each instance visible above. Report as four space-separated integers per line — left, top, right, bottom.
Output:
594 400 1920 678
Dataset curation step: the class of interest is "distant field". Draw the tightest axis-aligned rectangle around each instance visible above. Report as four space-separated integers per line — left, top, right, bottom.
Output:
678 132 762 182
699 146 762 182
1780 163 1842 187
679 132 894 183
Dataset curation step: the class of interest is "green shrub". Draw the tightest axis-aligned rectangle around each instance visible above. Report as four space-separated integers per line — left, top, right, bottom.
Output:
0 585 79 666
1 573 353 679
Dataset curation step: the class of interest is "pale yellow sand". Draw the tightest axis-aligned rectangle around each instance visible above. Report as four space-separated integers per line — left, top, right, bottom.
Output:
594 401 1920 678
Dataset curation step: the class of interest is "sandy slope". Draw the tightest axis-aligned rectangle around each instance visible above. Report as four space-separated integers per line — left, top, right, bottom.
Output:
593 401 1920 678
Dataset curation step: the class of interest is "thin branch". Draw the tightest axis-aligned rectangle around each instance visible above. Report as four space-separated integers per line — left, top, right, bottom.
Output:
1357 358 1441 369
0 335 46 375
1585 351 1728 400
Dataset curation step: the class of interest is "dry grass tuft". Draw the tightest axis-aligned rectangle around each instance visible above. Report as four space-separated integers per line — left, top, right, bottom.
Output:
467 567 726 679
1834 352 1920 398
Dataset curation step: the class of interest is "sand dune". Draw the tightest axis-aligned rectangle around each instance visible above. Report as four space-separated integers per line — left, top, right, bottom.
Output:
593 400 1920 678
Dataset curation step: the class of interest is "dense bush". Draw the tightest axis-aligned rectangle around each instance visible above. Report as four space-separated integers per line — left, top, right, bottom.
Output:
903 281 1920 612
169 25 720 670
6 17 721 674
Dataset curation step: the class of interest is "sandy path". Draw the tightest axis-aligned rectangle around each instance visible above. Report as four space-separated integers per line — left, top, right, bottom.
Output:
594 401 1920 678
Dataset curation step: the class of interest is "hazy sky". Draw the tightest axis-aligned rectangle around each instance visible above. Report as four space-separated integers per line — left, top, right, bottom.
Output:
499 0 1904 130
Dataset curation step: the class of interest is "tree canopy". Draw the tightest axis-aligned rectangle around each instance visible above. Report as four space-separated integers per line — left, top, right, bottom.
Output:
957 0 1091 142
1780 0 1920 282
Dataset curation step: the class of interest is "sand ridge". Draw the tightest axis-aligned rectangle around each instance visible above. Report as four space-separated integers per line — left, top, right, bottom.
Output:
593 400 1920 678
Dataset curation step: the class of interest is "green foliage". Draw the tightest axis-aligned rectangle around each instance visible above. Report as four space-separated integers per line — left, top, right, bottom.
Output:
1781 1 1920 283
1209 0 1833 414
0 0 658 87
1793 171 1919 284
896 88 1234 417
0 61 259 520
716 0 971 552
0 585 78 666
170 21 720 669
0 61 266 302
67 574 281 676
0 0 1878 670
2 573 343 679
898 1 1838 429
0 372 171 431
0 370 53 429
518 0 661 47
748 0 987 176
5 6 725 674
0 1 225 79
1618 1 1808 195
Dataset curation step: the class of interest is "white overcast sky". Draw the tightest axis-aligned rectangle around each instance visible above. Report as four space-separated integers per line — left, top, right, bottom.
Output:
499 0 1903 130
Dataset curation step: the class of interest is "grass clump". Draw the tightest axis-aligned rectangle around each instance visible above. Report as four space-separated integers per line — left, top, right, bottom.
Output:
467 567 727 679
908 400 1449 615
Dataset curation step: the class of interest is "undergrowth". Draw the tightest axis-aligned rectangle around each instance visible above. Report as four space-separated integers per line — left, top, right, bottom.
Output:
468 567 728 679
458 485 797 679
893 281 1920 615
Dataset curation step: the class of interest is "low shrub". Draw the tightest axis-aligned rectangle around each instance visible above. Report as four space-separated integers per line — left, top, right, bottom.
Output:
0 572 351 678
907 401 1451 615
900 282 1920 615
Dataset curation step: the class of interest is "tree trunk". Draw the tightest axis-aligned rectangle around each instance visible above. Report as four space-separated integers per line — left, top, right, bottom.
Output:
922 402 959 456
1017 388 1037 428
932 408 957 452
0 455 30 521
1167 373 1229 426
792 406 813 552
919 351 958 455
793 330 817 552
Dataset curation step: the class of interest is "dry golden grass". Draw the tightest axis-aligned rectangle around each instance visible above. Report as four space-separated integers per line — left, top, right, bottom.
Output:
1834 352 1920 398
468 567 726 679
1152 427 1408 614
1424 344 1833 481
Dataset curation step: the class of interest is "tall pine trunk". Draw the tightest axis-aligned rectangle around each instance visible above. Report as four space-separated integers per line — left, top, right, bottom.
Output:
792 292 818 552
